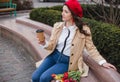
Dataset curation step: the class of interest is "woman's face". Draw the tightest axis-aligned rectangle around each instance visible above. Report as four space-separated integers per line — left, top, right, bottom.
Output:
62 5 73 22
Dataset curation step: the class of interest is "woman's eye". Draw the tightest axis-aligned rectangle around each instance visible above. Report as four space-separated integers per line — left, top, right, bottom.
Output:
64 10 69 13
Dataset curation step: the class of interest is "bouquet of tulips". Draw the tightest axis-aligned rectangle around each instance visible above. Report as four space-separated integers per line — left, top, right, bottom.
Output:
51 70 81 82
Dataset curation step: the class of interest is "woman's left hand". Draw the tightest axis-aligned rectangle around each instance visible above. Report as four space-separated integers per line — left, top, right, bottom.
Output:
102 63 117 70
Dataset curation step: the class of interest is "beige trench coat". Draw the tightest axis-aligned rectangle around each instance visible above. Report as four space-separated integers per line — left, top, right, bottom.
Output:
44 22 105 77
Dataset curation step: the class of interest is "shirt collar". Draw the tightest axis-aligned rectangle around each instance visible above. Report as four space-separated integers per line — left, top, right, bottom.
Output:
63 25 77 31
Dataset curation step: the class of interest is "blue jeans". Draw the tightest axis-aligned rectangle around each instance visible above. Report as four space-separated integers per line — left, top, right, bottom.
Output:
32 49 69 82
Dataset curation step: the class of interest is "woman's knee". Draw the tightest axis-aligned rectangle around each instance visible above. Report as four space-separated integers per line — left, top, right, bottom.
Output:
31 72 39 82
40 73 52 82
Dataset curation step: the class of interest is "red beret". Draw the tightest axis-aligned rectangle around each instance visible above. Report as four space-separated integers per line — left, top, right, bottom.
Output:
65 0 83 18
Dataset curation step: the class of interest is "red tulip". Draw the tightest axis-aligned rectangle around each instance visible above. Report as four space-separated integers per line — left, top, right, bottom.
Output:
63 72 68 79
51 74 56 78
69 78 73 81
74 80 77 82
64 79 70 82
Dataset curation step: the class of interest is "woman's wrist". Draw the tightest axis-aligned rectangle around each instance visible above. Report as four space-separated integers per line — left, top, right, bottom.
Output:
39 41 46 46
99 60 107 65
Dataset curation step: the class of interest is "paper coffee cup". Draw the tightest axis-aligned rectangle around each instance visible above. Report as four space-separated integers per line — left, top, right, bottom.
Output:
36 29 45 42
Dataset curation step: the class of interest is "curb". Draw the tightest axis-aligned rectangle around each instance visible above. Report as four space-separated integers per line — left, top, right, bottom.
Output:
0 24 41 61
16 16 52 35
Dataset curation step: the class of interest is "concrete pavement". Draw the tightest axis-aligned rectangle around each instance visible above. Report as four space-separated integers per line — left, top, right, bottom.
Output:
0 36 36 82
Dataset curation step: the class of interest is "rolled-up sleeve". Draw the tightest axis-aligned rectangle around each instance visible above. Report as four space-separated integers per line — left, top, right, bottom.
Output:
44 22 59 50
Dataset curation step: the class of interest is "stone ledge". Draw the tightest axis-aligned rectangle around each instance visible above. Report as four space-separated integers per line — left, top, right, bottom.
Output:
16 16 52 35
16 16 53 59
0 25 41 61
0 16 52 61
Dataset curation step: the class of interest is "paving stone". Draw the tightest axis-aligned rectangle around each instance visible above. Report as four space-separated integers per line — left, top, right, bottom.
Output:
0 36 36 82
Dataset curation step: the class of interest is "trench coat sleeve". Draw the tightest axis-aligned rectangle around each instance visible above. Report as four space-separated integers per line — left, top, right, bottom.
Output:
44 22 59 50
84 26 106 63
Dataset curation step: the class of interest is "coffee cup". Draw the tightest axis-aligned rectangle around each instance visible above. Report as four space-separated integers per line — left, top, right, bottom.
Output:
36 29 45 43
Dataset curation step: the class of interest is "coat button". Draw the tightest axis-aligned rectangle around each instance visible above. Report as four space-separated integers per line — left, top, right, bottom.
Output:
68 70 71 72
71 53 74 56
70 62 72 64
72 44 74 46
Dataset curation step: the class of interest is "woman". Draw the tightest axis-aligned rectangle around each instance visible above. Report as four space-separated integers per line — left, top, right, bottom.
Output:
32 0 116 82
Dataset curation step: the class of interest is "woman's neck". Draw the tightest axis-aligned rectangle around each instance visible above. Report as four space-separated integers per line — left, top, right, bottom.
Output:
65 21 75 27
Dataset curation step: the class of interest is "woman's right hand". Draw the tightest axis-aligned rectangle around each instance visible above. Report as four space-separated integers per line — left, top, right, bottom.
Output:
39 41 46 46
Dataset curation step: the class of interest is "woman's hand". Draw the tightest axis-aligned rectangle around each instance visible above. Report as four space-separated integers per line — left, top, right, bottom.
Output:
102 63 117 70
39 41 46 46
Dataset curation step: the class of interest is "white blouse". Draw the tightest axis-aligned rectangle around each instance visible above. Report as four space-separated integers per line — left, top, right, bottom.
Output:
56 25 77 56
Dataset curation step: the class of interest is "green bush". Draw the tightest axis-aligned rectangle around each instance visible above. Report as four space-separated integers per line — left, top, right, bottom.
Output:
50 5 63 11
30 8 49 20
82 4 109 21
82 4 120 27
30 8 62 26
82 18 120 72
29 7 120 72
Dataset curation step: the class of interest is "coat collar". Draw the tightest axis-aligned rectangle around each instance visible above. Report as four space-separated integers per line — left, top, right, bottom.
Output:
56 22 79 31
56 22 65 29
